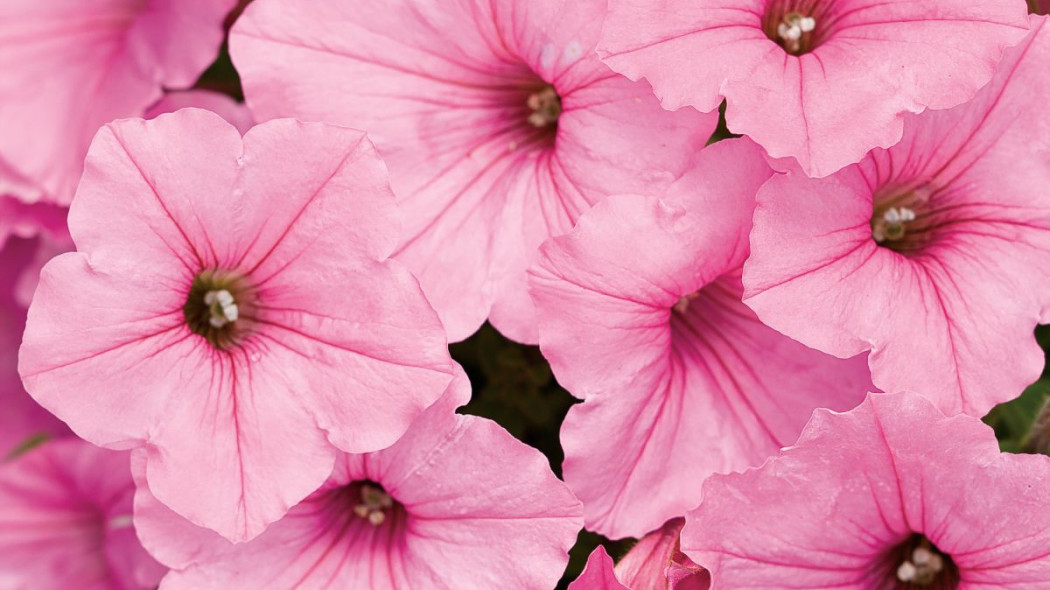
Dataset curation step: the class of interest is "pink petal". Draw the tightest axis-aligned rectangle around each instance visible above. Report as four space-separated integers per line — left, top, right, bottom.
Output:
0 0 236 203
599 0 1030 176
230 0 716 343
530 140 870 538
145 91 255 134
615 519 709 590
136 370 584 589
743 16 1050 416
0 239 68 456
569 547 630 590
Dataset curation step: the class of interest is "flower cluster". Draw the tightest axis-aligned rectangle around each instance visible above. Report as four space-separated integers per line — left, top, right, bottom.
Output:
2 0 1049 588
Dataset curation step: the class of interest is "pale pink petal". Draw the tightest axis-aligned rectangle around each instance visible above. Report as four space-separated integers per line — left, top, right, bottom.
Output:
230 0 716 343
0 0 236 203
530 140 870 538
145 91 255 134
615 519 709 590
599 0 1030 177
0 239 68 457
20 111 454 541
743 16 1050 416
682 392 1050 589
0 439 165 590
569 547 630 590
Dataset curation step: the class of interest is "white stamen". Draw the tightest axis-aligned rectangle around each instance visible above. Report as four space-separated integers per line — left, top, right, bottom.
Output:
354 484 394 527
872 206 917 243
204 289 238 329
897 544 946 584
778 22 802 41
897 562 918 582
777 13 816 53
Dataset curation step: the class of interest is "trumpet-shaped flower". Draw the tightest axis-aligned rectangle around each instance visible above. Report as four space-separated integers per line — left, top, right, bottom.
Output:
230 0 718 343
743 15 1050 416
598 0 1030 177
19 110 455 542
528 139 871 538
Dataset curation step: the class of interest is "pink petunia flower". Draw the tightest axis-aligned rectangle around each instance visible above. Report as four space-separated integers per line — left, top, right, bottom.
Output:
598 0 1030 177
133 369 584 589
528 139 871 539
0 0 238 205
570 519 710 590
229 0 718 343
743 15 1050 417
682 392 1050 588
145 90 255 135
0 439 166 590
18 110 455 542
0 238 69 458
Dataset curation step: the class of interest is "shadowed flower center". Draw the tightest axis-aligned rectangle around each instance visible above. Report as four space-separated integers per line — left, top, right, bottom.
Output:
353 482 396 526
183 269 254 350
880 534 960 589
673 292 700 315
871 185 936 254
504 81 563 152
527 85 563 129
762 0 833 54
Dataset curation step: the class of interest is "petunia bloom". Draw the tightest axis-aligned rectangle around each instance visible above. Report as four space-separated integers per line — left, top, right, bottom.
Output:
528 139 871 539
229 0 718 343
570 519 710 590
598 0 1030 177
133 369 584 590
0 439 166 590
743 15 1050 417
0 0 237 204
19 110 455 542
682 392 1050 588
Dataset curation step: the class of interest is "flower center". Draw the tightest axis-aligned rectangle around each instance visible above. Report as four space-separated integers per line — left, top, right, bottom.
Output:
527 85 562 129
777 12 816 54
870 185 935 254
183 269 253 349
204 289 239 328
673 292 700 315
353 482 395 526
762 1 831 55
897 543 946 585
881 534 959 589
872 206 917 243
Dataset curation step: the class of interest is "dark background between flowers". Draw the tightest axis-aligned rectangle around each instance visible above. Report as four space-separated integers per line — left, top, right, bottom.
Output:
190 16 1050 585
